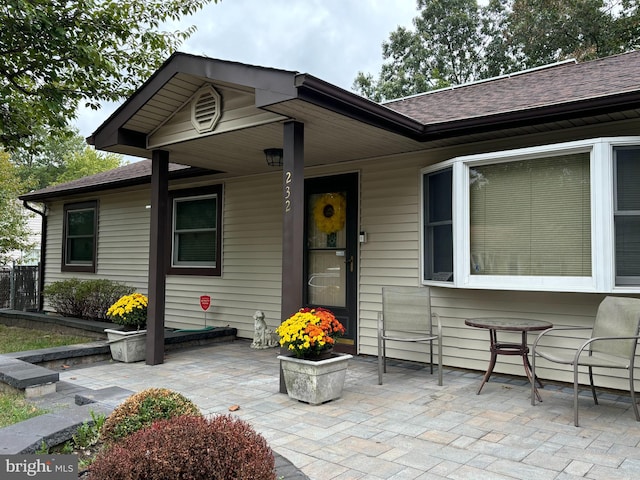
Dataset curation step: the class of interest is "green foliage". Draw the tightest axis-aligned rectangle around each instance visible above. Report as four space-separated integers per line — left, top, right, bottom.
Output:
0 151 33 265
54 147 123 186
355 0 640 101
100 388 201 444
43 278 135 320
486 0 635 75
42 410 107 468
35 441 50 454
73 411 106 449
11 128 124 191
90 415 277 480
0 0 218 152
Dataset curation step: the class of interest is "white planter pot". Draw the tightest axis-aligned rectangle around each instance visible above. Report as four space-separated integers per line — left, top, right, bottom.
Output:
105 328 147 363
277 353 352 405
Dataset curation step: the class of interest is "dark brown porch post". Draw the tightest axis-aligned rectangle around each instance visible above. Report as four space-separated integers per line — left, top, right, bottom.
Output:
146 150 169 365
280 120 304 393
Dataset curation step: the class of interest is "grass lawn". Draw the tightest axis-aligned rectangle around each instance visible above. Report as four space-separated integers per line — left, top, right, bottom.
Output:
0 324 93 427
0 391 47 428
0 324 93 354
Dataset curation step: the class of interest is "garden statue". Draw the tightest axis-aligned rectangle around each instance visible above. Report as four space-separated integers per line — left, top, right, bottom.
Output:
250 310 278 349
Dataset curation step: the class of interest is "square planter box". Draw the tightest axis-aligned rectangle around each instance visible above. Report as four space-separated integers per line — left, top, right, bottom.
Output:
278 353 352 405
105 328 146 363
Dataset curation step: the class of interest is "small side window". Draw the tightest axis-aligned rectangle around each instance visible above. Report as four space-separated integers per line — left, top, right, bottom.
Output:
614 146 640 285
423 168 453 282
62 201 98 273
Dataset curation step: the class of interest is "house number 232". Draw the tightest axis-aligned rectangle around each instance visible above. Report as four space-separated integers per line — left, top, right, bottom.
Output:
284 171 292 212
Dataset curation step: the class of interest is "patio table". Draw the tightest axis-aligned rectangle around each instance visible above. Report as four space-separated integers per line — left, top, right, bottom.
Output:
465 317 552 401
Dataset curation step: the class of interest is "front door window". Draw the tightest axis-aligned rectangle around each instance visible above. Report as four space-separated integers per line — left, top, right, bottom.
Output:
307 192 347 307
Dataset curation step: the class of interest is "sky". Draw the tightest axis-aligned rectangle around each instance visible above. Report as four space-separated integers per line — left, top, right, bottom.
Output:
73 0 420 139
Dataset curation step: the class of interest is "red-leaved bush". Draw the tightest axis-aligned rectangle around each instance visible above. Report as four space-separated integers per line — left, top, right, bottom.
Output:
88 414 276 480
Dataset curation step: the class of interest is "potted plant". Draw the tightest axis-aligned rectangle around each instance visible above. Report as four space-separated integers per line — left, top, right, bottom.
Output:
104 293 148 363
276 307 352 405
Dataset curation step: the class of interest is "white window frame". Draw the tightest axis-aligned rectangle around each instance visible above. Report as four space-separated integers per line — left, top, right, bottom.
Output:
421 137 640 293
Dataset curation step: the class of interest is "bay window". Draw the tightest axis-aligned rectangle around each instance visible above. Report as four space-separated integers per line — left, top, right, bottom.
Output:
422 138 640 292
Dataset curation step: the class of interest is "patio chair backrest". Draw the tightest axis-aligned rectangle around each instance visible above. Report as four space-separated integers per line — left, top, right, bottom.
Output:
381 286 432 334
591 296 640 359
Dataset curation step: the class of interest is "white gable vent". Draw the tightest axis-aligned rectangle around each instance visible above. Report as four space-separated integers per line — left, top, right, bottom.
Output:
190 85 222 133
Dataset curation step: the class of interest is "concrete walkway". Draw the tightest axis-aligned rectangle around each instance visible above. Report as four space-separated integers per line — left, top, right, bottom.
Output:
25 340 640 479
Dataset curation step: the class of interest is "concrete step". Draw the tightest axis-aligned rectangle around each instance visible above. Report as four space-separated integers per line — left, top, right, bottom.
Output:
0 356 59 397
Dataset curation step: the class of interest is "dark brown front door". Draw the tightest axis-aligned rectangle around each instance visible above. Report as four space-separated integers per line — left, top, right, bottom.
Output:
304 173 358 354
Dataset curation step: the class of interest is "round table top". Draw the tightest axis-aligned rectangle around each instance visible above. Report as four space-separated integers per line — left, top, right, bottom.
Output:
465 317 552 332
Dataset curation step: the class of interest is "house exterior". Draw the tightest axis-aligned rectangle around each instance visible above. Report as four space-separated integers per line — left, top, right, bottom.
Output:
20 51 640 391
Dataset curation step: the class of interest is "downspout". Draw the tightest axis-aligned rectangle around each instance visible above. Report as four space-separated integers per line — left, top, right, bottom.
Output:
22 201 47 312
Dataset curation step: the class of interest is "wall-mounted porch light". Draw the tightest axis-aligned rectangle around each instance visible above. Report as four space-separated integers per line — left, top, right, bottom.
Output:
264 148 284 167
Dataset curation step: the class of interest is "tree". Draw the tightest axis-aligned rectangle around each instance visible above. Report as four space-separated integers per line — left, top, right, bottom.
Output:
10 127 87 190
0 152 32 265
10 128 124 190
54 147 124 185
0 0 218 152
354 0 484 102
486 0 637 75
355 0 640 101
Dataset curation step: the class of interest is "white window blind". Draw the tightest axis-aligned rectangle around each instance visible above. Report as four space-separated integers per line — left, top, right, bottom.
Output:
470 153 591 276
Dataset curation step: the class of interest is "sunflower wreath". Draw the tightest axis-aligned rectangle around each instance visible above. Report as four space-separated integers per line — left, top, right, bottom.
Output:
313 193 346 234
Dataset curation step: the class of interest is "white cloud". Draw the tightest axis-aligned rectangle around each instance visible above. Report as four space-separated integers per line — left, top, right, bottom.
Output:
75 0 417 138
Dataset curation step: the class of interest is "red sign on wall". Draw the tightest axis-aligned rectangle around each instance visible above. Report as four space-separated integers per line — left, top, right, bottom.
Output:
199 295 211 311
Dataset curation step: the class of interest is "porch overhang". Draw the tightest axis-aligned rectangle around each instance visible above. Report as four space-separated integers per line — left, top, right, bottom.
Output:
87 52 427 175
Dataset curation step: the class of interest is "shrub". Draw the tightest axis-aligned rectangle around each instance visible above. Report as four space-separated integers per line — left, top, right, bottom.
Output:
100 388 201 444
89 415 276 480
43 278 84 318
44 278 134 320
80 280 136 321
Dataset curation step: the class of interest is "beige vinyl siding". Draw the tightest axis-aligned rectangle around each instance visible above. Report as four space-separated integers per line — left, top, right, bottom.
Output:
165 174 283 338
42 176 284 338
44 189 151 288
427 288 640 391
358 153 426 362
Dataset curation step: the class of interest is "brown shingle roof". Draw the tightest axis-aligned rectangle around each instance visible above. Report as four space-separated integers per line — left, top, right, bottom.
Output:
385 51 640 125
19 160 211 202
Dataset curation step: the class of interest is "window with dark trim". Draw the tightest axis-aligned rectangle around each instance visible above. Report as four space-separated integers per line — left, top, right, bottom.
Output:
62 201 98 273
168 185 222 276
